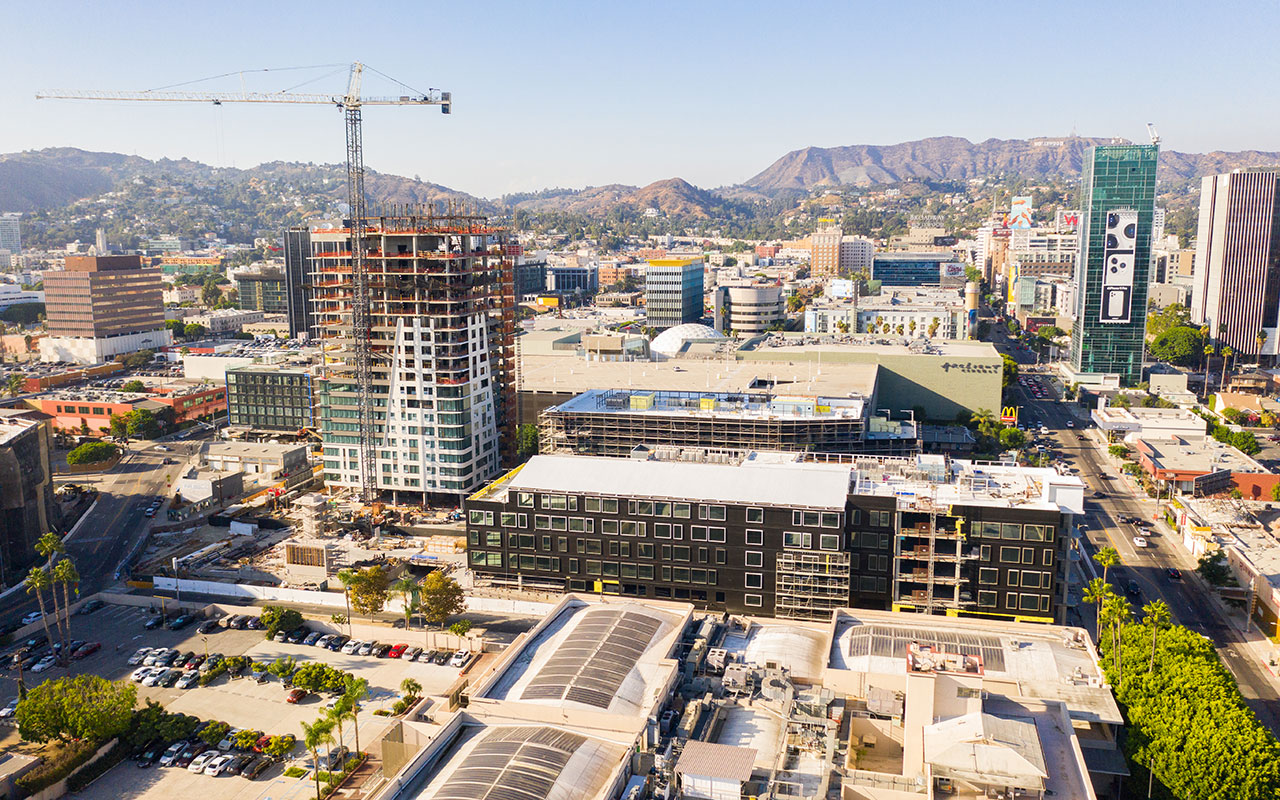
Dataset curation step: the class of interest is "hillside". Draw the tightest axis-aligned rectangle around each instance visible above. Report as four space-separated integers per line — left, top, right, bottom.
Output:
742 136 1280 193
510 178 729 219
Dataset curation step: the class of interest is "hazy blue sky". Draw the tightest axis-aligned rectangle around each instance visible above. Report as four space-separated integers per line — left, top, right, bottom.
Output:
4 0 1277 197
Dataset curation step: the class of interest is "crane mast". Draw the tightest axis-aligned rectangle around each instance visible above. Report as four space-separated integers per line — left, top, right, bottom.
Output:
38 63 451 503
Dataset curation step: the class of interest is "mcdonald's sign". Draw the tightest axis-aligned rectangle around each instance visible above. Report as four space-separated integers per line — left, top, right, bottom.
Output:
1000 406 1018 425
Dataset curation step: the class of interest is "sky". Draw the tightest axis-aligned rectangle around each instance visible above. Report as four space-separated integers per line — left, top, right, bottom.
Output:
3 0 1278 198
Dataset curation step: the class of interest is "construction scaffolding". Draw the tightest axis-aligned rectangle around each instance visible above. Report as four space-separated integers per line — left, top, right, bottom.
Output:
775 551 852 620
891 496 977 614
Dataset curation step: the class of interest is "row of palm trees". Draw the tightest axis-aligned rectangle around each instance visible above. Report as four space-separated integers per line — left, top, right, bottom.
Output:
1200 325 1271 393
300 677 370 800
1083 576 1171 683
24 532 80 668
334 568 430 632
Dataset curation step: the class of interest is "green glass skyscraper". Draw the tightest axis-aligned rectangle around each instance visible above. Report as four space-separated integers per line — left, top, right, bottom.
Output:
1069 143 1159 385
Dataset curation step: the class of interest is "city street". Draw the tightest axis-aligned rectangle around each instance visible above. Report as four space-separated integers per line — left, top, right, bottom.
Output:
995 330 1280 735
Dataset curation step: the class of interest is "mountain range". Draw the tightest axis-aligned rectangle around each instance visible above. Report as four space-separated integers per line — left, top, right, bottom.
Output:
4 136 1280 219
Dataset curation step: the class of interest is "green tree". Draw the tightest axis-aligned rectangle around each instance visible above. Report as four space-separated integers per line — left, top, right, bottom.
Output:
264 734 296 760
1149 326 1204 366
343 678 369 756
1145 303 1191 341
998 427 1026 450
418 571 466 628
51 558 79 660
1271 483 1280 502
24 566 56 656
66 441 117 465
392 576 418 631
1222 345 1234 388
1082 578 1114 639
268 656 299 681
16 675 137 744
259 606 304 639
1001 354 1018 389
1036 325 1066 341
448 619 472 637
327 697 350 751
183 322 207 340
199 721 230 747
6 373 25 397
516 424 539 459
349 565 390 621
35 533 68 651
971 408 1000 440
1093 547 1120 583
301 718 334 800
1142 599 1171 674
336 568 357 636
121 379 146 393
201 279 222 307
400 678 422 700
124 408 159 439
1230 430 1261 455
109 414 128 440
1108 444 1129 458
234 728 263 750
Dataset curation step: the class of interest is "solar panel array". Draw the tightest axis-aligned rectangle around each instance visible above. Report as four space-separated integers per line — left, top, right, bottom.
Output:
844 623 1006 672
520 608 663 708
433 727 588 800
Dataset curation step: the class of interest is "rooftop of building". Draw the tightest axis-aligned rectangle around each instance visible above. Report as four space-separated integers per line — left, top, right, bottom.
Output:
227 363 314 376
200 440 307 459
1091 403 1206 429
546 388 868 421
1133 435 1268 475
811 286 966 310
872 252 956 262
42 388 150 404
740 332 998 360
0 408 47 446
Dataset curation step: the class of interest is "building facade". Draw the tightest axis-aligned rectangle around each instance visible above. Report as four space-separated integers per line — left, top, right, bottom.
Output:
311 211 516 499
712 284 784 334
872 253 962 287
0 410 55 587
645 258 705 328
283 226 315 340
234 265 289 314
0 213 20 256
1191 168 1280 359
465 451 1082 623
226 364 316 432
1068 144 1159 385
42 255 168 361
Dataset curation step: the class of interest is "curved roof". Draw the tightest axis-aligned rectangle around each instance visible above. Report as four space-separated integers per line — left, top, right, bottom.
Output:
651 323 725 356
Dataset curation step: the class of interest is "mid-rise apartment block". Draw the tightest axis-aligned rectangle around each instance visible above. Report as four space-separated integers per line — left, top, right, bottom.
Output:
226 364 316 432
466 449 1083 622
40 255 170 364
309 211 516 500
1191 168 1280 360
1068 144 1158 385
234 265 289 314
0 213 20 256
811 225 874 279
644 258 704 328
283 226 315 340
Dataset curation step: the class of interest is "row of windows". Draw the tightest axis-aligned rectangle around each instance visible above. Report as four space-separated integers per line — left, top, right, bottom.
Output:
971 522 1056 542
977 591 1052 613
999 546 1054 566
978 568 1052 589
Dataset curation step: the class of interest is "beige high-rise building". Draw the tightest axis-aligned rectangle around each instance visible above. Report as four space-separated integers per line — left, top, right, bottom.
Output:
811 225 874 279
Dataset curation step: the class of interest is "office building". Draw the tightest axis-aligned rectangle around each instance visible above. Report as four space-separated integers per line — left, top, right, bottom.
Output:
0 213 20 256
872 253 965 287
40 255 171 365
0 409 56 587
226 364 316 432
185 308 264 335
712 283 784 334
1068 144 1159 386
805 286 969 339
645 258 704 328
283 226 315 340
465 449 1083 621
310 210 516 500
514 259 548 298
1191 168 1280 360
546 263 597 295
811 225 874 279
538 388 916 458
233 265 289 314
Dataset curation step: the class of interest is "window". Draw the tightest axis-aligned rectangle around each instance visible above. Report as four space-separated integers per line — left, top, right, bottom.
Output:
569 517 585 532
1002 523 1022 540
821 512 840 528
584 540 602 555
673 503 691 518
1007 571 1019 587
673 546 690 561
873 510 893 527
978 591 998 607
601 520 619 535
745 594 763 607
602 498 618 514
978 568 999 585
585 497 601 512
541 494 567 510
655 523 672 539
550 517 567 531
1022 524 1047 542
585 560 602 576
715 549 727 565
745 529 763 545
784 531 812 549
978 521 1001 538
792 510 821 527
746 507 764 524
1019 594 1041 611
557 536 568 552
1043 550 1054 566
500 512 518 527
1022 548 1035 564
631 500 653 516
653 501 671 517
699 505 726 521
468 510 485 525
980 545 992 561
535 515 550 530
690 526 708 542
638 543 654 558
517 492 534 508
709 527 726 543
999 546 1021 563
1040 595 1051 612
745 573 763 589
819 534 840 551
745 551 763 567
620 521 641 537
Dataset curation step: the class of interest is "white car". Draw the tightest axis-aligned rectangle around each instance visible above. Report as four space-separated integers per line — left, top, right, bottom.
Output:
30 655 56 673
142 669 168 687
341 640 362 655
127 647 153 666
448 649 470 668
143 648 170 666
176 670 200 689
20 612 41 626
203 754 235 776
188 751 219 774
130 666 157 683
316 634 334 649
158 742 185 767
1133 536 1148 548
357 641 376 656
1066 420 1075 428
0 698 18 718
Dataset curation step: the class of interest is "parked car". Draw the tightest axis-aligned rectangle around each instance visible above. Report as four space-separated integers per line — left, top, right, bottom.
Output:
176 670 200 689
286 628 309 644
128 647 153 666
432 650 450 665
241 755 272 779
168 615 195 631
188 751 220 774
449 649 471 668
0 698 19 718
185 654 206 670
144 614 166 630
197 619 221 634
158 741 186 767
131 666 157 683
199 653 225 673
387 644 408 659
373 644 392 658
71 641 101 660
160 668 183 688
30 655 56 673
218 728 243 751
176 743 208 769
315 746 349 771
328 635 350 652
286 688 308 704
142 669 168 687
303 632 323 646
404 646 422 661
136 743 165 768
245 617 264 630
205 754 237 776
78 599 106 615
223 754 252 776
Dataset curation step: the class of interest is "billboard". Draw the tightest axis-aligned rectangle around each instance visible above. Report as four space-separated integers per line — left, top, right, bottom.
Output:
1010 196 1034 229
940 262 967 281
1057 209 1081 231
1099 209 1138 324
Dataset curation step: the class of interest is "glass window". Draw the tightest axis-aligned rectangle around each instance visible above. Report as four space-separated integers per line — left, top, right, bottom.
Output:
602 498 619 514
746 529 763 545
746 551 763 567
468 510 485 525
690 526 707 541
1023 548 1036 564
673 503 691 518
746 507 764 524
978 591 997 607
653 501 671 517
819 534 840 551
784 531 812 549
1020 594 1041 611
1008 571 1020 587
601 519 619 535
745 594 763 607
745 573 763 589
980 522 1001 538
978 568 999 585
1022 524 1045 542
620 521 638 536
1043 550 1054 566
999 546 1021 563
585 497 601 512
709 527 726 543
517 492 534 508
654 523 672 539
569 518 586 532
500 512 518 528
585 560 602 576
1002 523 1022 540
534 516 550 530
821 512 840 528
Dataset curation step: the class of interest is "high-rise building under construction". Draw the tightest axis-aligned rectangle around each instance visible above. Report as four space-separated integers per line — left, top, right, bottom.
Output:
309 208 516 501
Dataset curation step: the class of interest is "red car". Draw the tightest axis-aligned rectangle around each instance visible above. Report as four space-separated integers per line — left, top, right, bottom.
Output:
285 688 308 704
71 642 101 660
387 644 408 659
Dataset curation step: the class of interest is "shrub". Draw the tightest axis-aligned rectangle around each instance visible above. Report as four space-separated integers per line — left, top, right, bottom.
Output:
259 606 304 640
66 740 129 792
448 619 472 637
283 766 307 778
391 699 407 715
66 441 118 466
15 739 98 794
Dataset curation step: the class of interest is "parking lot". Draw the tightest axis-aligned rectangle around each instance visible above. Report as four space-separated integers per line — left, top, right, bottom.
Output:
3 600 474 800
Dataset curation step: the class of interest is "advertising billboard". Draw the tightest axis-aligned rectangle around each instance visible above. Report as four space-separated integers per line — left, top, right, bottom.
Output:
1010 196 1034 229
1099 209 1138 324
1056 209 1081 231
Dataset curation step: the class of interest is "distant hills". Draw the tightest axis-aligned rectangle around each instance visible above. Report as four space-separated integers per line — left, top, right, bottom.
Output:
4 137 1280 221
741 136 1280 193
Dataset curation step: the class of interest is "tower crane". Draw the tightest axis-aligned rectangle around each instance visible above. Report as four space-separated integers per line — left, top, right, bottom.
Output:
38 63 451 502
1146 122 1161 147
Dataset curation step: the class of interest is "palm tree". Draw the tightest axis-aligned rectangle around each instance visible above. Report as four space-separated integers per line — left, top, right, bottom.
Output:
400 677 422 701
344 678 369 756
51 559 79 661
1142 599 1171 674
300 718 335 800
336 569 357 637
1082 578 1114 639
327 697 350 752
1222 346 1234 389
972 408 1000 440
392 576 418 631
1092 547 1120 584
34 533 67 650
1102 594 1132 683
1204 345 1215 394
24 567 56 651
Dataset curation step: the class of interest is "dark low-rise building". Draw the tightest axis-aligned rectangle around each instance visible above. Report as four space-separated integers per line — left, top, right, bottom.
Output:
465 450 1084 623
226 364 316 432
0 409 57 586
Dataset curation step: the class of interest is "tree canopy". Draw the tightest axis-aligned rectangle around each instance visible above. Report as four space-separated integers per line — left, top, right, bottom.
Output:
349 565 390 620
1149 325 1204 367
419 571 466 628
1001 354 1019 389
66 441 118 465
121 380 146 394
259 605 304 639
16 675 137 744
1146 303 1192 342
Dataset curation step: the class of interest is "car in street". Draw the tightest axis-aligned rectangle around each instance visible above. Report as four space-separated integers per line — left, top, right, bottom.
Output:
1066 420 1075 427
20 612 41 626
71 641 101 660
449 649 471 668
241 755 272 779
144 614 165 630
1133 536 1148 548
78 599 106 615
1126 579 1142 596
0 698 18 718
127 647 153 666
1091 491 1106 499
1167 567 1183 580
30 655 56 673
286 688 308 704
